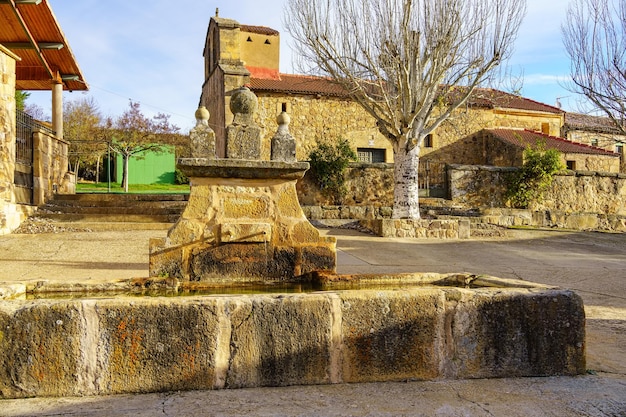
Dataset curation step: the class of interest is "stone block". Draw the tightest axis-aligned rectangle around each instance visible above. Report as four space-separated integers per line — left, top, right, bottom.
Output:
222 195 270 219
221 222 271 243
339 289 444 383
226 294 334 388
442 289 586 379
0 301 83 398
95 299 222 394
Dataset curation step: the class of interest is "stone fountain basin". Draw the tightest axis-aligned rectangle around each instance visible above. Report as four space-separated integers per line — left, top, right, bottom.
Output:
0 273 585 399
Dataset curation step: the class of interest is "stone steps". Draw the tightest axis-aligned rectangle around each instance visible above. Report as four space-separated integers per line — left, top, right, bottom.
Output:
36 193 189 230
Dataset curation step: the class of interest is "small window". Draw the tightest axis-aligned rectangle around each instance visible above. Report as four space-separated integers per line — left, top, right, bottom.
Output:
424 134 433 148
591 138 599 147
246 36 253 42
566 160 576 170
541 123 550 135
357 148 386 163
281 102 288 112
264 39 271 45
616 144 623 154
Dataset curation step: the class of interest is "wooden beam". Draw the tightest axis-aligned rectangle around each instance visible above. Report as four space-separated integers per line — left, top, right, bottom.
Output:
5 0 55 79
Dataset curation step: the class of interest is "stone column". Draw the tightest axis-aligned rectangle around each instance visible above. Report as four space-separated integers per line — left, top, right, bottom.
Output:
51 80 63 140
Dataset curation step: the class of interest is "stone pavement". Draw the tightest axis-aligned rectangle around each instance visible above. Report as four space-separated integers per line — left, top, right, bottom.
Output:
0 227 625 416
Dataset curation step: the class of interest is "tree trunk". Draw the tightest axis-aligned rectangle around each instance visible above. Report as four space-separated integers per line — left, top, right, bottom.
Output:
122 154 129 193
392 145 421 219
95 155 101 184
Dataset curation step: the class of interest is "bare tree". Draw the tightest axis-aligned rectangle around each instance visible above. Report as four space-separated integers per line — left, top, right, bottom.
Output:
562 0 626 136
285 0 526 219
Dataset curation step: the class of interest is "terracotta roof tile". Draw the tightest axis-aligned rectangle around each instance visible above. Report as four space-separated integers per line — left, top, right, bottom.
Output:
565 112 625 134
249 74 563 114
249 74 350 97
468 88 563 114
240 24 279 36
487 128 619 156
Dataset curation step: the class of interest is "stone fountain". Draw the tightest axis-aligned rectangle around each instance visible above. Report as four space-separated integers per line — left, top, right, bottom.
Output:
149 87 335 283
0 88 585 399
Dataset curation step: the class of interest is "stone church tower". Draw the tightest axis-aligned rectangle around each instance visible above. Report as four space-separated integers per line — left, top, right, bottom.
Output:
200 13 280 157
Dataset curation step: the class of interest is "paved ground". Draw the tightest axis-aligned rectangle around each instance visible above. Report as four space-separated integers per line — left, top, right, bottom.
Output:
0 227 625 416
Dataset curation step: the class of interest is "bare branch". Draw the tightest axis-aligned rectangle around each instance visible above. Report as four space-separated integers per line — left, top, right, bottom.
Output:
562 0 626 136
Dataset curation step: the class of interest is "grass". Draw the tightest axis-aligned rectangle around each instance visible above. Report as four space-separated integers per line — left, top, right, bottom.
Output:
76 182 190 194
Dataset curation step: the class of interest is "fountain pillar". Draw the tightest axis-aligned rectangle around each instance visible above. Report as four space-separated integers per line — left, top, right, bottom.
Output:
149 88 336 282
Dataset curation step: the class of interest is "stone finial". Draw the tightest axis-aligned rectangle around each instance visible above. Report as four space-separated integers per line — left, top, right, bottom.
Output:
226 87 262 160
195 106 210 126
271 111 297 162
189 107 216 159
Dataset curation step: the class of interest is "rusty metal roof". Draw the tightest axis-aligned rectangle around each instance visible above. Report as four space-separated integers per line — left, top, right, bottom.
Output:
0 0 87 91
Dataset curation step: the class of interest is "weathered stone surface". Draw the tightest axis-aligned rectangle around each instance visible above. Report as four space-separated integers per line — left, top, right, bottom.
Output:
0 277 587 399
339 289 444 383
150 160 336 281
95 299 222 394
361 218 470 239
0 301 83 398
442 289 586 378
226 87 261 160
270 112 296 162
189 119 216 159
226 294 334 388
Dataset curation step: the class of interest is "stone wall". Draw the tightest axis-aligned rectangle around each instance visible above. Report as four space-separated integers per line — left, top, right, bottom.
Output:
0 46 20 234
297 162 395 206
448 164 626 215
361 218 471 239
255 93 388 162
32 130 73 205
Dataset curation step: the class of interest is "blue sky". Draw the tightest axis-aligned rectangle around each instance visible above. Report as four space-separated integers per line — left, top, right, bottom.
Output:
28 0 580 132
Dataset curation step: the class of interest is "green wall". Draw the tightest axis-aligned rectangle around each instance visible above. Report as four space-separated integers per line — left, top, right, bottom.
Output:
116 146 175 184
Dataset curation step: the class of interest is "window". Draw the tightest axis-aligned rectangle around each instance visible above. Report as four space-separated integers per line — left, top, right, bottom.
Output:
281 102 288 112
246 36 253 42
616 144 623 154
566 160 576 170
357 148 386 163
264 39 271 45
424 134 433 148
541 123 550 135
591 138 599 147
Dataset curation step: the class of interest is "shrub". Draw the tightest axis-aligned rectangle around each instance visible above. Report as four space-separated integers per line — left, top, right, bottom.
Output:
308 138 357 204
174 168 189 185
506 140 564 208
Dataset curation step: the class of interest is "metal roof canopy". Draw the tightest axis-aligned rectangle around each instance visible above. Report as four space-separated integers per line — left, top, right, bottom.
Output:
0 0 87 91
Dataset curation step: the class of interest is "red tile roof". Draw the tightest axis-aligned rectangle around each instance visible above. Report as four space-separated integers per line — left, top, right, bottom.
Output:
240 25 279 36
249 74 350 97
565 112 625 134
486 128 619 156
249 73 563 114
466 88 562 114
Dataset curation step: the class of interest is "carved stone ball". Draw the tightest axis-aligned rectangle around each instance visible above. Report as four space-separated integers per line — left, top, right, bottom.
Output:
277 111 290 126
230 87 258 115
195 106 210 122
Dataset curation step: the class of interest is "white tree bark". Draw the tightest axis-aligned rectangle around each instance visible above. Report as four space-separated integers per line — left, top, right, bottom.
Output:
285 0 526 219
392 144 421 219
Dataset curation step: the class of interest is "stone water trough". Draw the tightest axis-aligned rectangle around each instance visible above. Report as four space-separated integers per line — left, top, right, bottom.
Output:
0 89 585 399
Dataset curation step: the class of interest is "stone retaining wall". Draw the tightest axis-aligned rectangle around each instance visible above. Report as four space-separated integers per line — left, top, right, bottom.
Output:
361 218 471 239
297 163 395 206
448 164 626 215
0 279 585 398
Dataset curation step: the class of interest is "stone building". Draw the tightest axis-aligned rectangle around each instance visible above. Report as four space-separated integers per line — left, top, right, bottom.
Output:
200 15 619 176
563 112 626 172
0 1 87 233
